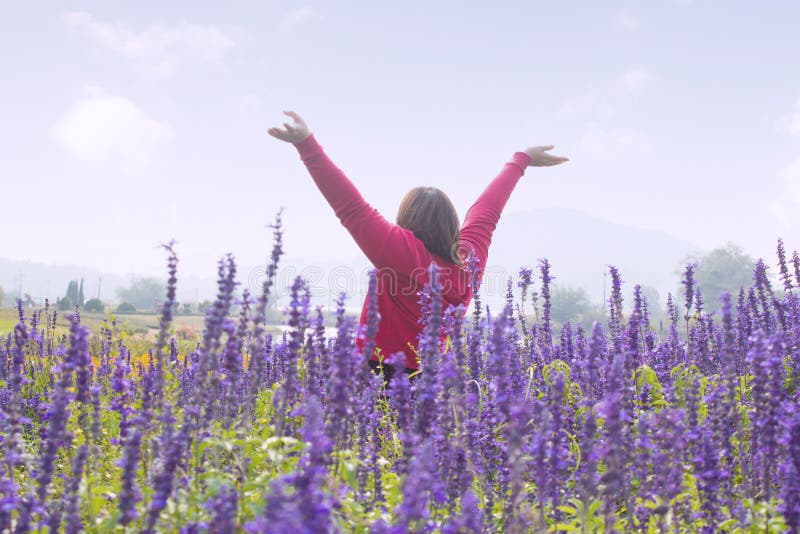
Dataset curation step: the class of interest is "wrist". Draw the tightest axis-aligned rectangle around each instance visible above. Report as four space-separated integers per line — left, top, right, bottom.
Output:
511 152 531 170
293 131 312 145
294 133 321 157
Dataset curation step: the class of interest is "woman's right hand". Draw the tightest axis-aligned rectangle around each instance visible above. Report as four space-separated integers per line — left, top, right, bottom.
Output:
267 111 311 144
524 145 569 167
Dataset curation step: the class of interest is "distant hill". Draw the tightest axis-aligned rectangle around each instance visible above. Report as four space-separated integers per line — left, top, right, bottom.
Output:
488 208 700 304
0 258 128 307
1 208 701 311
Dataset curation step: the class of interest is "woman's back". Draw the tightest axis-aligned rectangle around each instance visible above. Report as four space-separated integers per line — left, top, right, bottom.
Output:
268 111 568 370
356 239 474 369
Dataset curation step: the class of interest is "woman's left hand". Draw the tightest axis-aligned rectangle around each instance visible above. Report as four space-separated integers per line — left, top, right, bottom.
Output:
524 145 569 167
267 111 311 144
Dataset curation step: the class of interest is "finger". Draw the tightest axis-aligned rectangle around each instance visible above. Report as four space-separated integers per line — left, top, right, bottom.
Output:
267 128 289 140
540 145 555 151
283 122 296 132
284 110 303 123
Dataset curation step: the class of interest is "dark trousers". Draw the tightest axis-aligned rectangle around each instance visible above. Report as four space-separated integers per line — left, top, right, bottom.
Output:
368 359 416 385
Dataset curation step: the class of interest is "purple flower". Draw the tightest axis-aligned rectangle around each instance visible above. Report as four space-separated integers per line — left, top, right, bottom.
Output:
598 353 630 528
204 485 238 533
193 255 238 427
413 265 443 438
151 242 179 409
516 267 534 337
539 259 554 358
393 439 437 532
585 322 605 402
650 407 687 506
362 270 380 363
274 276 310 436
111 348 133 443
780 404 800 532
607 266 624 343
792 250 800 289
442 490 485 533
486 306 514 423
117 427 142 525
504 401 532 531
0 477 20 532
546 372 569 510
324 294 359 449
246 396 335 533
681 263 696 322
241 211 284 425
305 305 326 398
63 444 89 534
465 251 482 326
747 331 785 500
221 292 248 428
35 359 74 503
693 430 722 530
144 407 187 533
777 239 793 292
576 403 599 505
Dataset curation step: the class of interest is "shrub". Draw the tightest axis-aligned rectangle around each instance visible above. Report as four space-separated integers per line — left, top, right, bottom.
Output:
83 298 104 313
116 302 136 314
56 296 73 311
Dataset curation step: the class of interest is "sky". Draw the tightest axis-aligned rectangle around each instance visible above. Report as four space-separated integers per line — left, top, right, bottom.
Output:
2 1 800 291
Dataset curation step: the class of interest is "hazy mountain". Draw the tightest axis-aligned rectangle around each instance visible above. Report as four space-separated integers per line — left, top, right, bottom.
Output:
1 208 701 311
0 258 126 306
489 208 700 304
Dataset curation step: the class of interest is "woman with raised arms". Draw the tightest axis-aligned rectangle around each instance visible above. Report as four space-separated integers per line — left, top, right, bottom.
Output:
268 111 568 380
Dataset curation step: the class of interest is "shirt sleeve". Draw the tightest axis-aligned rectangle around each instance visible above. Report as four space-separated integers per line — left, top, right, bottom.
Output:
459 152 530 275
294 134 433 276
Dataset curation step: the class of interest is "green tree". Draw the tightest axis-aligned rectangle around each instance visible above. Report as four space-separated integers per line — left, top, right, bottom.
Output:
57 296 73 311
551 285 604 329
65 280 79 304
679 242 756 312
635 285 663 316
116 277 166 311
116 302 136 314
84 298 104 313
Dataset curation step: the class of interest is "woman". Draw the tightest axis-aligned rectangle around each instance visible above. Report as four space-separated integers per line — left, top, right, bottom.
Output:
268 111 568 378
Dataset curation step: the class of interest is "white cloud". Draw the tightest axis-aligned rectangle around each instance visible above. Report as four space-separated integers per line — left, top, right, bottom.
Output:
559 67 651 119
64 11 235 76
771 101 800 221
226 94 264 118
578 123 649 158
770 159 800 222
52 93 172 171
280 7 318 30
788 98 800 136
618 68 651 93
616 10 639 30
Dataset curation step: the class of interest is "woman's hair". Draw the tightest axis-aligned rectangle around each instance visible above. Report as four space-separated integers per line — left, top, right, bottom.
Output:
396 187 461 264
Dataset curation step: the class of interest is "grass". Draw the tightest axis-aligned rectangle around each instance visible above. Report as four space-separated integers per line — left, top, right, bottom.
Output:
0 307 279 341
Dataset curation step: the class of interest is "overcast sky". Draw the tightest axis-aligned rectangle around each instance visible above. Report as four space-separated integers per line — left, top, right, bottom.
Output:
2 0 800 282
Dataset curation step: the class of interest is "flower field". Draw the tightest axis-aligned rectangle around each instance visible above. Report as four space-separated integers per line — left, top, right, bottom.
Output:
2 221 800 533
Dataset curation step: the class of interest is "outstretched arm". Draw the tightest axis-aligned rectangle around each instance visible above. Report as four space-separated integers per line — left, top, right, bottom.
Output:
460 145 568 272
268 112 433 274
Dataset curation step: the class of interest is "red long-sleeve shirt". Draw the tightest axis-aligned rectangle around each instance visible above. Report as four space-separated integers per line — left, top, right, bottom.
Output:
295 134 529 369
